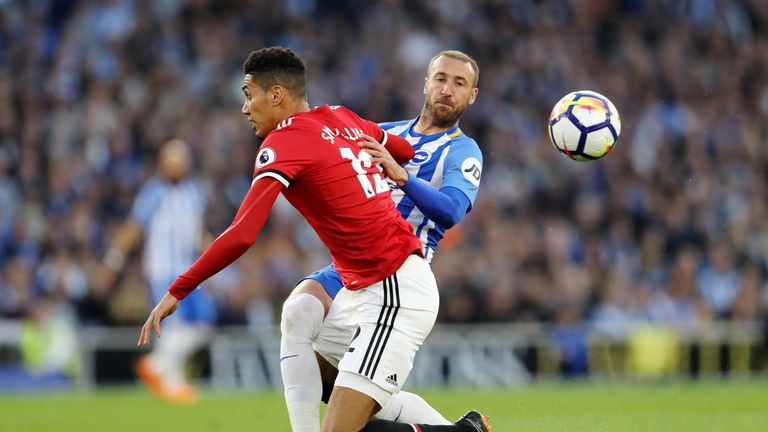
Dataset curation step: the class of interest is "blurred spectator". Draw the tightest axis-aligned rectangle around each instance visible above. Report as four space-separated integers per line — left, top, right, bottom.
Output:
697 239 742 319
646 246 711 328
99 139 217 404
0 258 35 319
20 297 80 380
550 302 590 377
591 270 637 340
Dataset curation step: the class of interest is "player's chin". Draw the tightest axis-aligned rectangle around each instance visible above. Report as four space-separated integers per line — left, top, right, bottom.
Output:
433 111 459 126
434 102 459 116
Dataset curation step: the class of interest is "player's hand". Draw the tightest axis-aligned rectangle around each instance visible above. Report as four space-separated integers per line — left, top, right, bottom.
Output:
137 292 179 347
357 134 409 186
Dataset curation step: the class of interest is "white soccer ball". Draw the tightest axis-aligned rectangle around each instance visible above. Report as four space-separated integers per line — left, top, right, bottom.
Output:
548 90 621 161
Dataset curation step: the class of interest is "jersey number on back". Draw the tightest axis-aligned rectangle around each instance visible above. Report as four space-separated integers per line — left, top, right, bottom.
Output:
339 148 389 199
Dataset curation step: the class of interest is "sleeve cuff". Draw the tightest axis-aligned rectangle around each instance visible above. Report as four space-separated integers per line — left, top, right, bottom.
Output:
253 169 290 187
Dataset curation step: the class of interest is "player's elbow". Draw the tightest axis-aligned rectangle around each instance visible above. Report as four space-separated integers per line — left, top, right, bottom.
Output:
237 236 256 250
240 228 261 247
437 189 470 229
225 224 259 250
435 208 463 229
443 213 462 229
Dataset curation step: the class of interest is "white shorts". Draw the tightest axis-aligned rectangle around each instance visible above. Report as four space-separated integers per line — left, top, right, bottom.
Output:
313 254 438 407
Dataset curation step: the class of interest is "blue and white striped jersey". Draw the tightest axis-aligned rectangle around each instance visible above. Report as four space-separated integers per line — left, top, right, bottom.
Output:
129 177 207 284
380 118 483 263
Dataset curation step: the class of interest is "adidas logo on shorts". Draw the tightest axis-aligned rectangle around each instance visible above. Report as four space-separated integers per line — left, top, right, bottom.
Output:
385 374 398 386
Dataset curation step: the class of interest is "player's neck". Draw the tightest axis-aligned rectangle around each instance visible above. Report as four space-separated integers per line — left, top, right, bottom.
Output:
287 99 311 116
272 100 311 127
413 111 457 136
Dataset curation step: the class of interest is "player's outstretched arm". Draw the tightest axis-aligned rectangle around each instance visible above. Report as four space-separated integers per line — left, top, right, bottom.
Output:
400 176 469 228
137 178 283 346
167 178 284 300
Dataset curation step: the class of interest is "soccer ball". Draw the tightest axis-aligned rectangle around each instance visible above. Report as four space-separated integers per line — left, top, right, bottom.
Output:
548 90 621 161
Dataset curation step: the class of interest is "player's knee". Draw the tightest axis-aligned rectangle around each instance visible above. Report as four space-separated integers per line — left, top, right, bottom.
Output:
280 293 324 342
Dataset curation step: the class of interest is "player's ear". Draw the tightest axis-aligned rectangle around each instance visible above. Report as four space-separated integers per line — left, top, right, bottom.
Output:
423 76 429 95
468 87 478 105
269 85 285 106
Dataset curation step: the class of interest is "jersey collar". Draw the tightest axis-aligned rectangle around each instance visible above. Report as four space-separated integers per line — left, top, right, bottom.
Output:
407 116 461 139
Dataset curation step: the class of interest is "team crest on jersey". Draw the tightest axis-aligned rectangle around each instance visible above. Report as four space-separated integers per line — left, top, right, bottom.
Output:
461 157 482 187
255 147 276 168
409 149 433 166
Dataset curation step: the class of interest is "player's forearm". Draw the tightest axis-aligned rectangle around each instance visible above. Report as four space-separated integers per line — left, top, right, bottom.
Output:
400 173 470 228
168 179 283 299
168 232 254 299
383 133 415 165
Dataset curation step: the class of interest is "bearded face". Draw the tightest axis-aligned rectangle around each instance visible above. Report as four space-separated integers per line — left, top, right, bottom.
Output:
421 56 478 129
424 94 470 128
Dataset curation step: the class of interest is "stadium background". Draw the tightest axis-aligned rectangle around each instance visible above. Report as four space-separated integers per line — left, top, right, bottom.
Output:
1 0 767 430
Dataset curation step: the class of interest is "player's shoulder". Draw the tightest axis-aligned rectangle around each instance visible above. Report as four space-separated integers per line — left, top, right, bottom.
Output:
261 115 317 149
446 132 483 188
378 119 413 133
449 131 483 161
307 104 362 123
266 105 357 138
324 104 377 128
326 104 354 116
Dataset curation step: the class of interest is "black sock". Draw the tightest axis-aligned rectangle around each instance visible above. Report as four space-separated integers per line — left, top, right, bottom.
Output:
321 381 334 404
361 419 468 432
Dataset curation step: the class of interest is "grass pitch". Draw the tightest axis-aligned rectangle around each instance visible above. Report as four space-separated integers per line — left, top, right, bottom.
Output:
1 380 766 431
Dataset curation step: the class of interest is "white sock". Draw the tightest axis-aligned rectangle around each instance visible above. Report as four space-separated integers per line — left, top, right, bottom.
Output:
374 391 451 425
280 294 325 432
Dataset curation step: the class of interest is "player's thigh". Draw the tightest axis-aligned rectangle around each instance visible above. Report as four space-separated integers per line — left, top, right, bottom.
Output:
336 255 438 406
315 351 338 383
337 303 438 404
313 286 359 369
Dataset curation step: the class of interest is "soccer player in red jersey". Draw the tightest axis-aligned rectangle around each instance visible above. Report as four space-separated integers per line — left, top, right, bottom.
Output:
137 47 488 432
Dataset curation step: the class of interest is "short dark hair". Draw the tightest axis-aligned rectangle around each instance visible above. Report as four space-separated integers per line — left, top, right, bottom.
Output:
243 47 307 98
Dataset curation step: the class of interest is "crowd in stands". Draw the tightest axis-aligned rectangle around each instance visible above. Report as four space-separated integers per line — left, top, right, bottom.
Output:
1 0 767 337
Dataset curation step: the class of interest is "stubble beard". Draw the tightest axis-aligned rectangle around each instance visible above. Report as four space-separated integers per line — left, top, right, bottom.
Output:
424 99 467 129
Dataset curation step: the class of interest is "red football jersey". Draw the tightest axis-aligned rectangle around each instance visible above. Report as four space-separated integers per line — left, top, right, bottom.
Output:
252 105 422 290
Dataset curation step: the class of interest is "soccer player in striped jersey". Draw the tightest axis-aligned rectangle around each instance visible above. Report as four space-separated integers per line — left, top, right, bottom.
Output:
101 139 215 404
280 51 488 432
